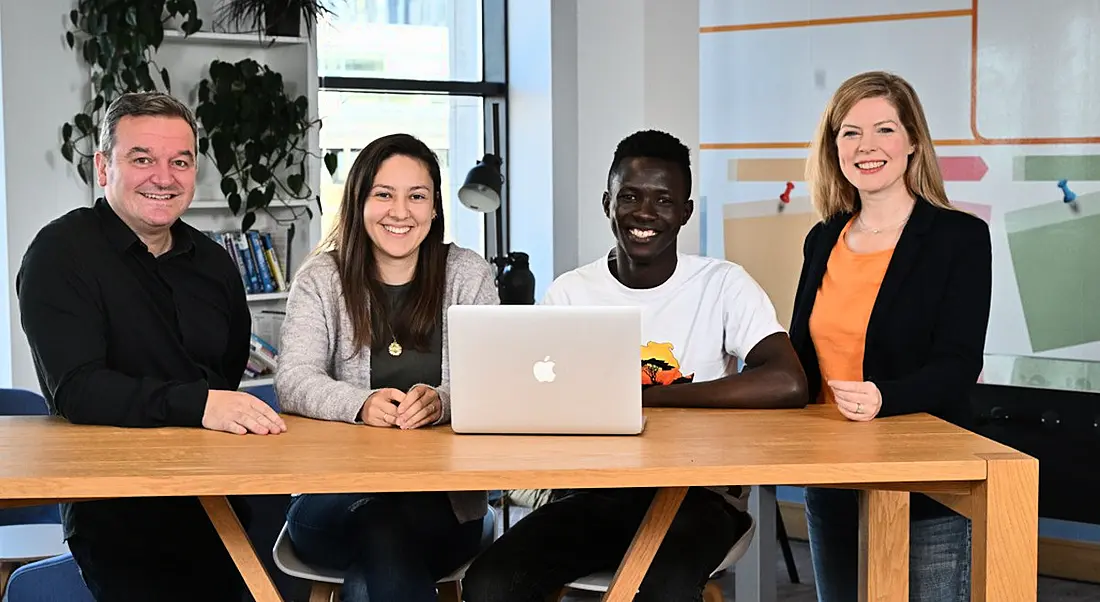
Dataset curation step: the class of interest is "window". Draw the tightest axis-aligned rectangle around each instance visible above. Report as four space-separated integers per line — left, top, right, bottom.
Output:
317 0 506 257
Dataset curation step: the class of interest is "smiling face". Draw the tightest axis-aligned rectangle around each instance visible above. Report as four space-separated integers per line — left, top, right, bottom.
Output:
835 96 915 197
95 115 196 236
602 157 693 264
363 154 437 264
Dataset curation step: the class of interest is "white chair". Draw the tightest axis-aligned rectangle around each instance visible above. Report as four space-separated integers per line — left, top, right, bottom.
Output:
272 506 496 602
552 513 756 602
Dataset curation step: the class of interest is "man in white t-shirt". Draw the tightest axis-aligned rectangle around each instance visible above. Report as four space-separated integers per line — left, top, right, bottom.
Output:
463 130 808 602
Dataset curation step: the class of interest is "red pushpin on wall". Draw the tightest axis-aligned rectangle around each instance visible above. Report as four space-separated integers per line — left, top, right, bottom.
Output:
777 181 794 213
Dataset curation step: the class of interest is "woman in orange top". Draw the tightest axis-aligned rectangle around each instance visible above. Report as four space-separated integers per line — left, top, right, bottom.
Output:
789 71 992 601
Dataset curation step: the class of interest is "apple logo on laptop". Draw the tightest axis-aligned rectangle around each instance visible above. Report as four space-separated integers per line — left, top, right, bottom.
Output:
533 356 556 383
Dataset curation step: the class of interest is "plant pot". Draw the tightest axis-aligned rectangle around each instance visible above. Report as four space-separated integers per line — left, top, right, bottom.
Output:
264 0 301 37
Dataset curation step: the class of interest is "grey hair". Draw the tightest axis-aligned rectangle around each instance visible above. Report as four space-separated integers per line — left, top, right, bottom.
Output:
98 92 198 159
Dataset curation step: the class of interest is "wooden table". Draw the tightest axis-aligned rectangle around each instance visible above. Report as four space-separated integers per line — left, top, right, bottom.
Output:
0 406 1037 601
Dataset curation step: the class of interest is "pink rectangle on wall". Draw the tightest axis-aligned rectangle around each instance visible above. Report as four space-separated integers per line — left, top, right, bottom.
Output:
953 201 992 223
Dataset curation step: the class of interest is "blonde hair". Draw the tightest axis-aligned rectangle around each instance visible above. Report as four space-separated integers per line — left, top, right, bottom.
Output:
805 71 952 221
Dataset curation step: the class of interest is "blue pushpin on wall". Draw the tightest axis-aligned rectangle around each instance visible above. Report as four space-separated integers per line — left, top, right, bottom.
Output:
1057 179 1080 213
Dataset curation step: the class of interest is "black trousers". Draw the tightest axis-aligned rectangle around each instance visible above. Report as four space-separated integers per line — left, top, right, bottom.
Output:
462 487 749 602
66 496 250 602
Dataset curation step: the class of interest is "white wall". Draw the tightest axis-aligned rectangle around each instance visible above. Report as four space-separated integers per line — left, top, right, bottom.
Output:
507 0 701 298
1 0 90 390
0 3 10 388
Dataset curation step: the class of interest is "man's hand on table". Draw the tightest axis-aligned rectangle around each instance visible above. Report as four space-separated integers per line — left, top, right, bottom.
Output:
203 390 288 435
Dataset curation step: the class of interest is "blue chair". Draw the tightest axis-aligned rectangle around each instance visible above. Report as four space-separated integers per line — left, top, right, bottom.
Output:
2 552 93 602
245 384 280 413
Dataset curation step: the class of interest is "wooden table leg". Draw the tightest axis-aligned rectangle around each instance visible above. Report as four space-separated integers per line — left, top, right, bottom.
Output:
858 489 910 602
199 496 284 602
602 486 688 602
971 453 1039 602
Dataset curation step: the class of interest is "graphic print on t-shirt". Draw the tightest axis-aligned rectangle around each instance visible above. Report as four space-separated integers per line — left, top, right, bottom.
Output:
640 341 695 387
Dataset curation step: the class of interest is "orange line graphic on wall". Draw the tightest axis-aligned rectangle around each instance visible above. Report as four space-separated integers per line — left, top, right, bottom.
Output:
641 341 695 387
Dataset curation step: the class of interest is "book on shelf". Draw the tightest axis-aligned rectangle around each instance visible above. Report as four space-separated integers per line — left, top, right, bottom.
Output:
203 228 292 296
243 310 285 380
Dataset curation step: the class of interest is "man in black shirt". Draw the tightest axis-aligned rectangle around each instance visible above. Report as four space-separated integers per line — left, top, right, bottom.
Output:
16 92 286 601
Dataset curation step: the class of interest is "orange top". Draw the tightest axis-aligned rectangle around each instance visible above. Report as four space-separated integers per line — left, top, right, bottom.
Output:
808 219 894 404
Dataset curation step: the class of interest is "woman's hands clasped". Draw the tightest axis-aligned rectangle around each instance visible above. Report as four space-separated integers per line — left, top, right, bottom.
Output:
360 385 442 429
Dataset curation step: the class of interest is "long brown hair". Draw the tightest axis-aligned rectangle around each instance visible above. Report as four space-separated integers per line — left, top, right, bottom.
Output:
806 71 953 221
321 133 449 353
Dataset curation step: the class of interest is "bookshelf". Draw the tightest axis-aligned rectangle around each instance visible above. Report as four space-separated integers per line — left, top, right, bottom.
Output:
161 29 309 47
247 292 291 303
240 377 275 388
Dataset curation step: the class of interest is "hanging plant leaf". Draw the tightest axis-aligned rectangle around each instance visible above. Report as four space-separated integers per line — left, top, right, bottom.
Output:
241 211 256 232
323 151 338 176
246 188 265 210
220 178 238 199
250 164 271 184
74 113 93 134
228 191 242 214
287 173 303 195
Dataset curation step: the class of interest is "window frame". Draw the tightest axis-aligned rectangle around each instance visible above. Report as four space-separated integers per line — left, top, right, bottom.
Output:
317 0 509 260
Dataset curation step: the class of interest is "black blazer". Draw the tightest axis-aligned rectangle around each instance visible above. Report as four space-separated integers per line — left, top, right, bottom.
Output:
789 199 992 425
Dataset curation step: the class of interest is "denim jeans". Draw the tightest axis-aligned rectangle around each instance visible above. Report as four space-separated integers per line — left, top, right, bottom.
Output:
287 492 485 602
805 487 971 602
462 487 750 602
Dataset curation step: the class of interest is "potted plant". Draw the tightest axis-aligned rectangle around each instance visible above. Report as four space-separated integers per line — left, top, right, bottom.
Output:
60 0 202 185
195 58 338 231
215 0 336 38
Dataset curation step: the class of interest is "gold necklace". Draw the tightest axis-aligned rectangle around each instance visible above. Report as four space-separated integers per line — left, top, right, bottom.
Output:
385 315 402 357
856 211 911 235
379 306 402 357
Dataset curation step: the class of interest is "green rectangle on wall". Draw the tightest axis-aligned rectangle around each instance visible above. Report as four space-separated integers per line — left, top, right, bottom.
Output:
1005 192 1100 352
1012 155 1100 181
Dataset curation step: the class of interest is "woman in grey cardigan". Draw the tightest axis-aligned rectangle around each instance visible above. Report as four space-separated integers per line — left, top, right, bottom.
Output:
275 133 499 602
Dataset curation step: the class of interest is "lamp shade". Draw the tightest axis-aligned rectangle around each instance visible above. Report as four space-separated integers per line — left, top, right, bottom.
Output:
458 154 503 213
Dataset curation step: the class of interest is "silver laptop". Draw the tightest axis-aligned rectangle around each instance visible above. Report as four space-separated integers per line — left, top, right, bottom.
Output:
447 305 644 435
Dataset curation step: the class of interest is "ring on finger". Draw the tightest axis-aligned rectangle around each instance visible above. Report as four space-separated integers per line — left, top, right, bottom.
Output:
856 402 863 414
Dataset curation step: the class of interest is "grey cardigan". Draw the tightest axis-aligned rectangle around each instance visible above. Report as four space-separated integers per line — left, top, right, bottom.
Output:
275 244 499 523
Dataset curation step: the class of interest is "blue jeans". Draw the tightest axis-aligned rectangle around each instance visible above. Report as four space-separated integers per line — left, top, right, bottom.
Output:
805 487 971 602
287 492 485 602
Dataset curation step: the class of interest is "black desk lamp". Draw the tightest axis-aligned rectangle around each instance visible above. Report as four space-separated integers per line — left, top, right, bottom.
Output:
457 103 535 305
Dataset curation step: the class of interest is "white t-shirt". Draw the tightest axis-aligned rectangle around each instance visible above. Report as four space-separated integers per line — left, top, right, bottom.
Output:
543 251 786 511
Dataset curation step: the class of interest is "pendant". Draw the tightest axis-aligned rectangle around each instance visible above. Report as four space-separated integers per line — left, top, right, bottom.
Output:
388 340 403 357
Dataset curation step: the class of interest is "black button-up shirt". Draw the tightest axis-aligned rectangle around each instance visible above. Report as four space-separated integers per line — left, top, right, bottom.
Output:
16 198 251 428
